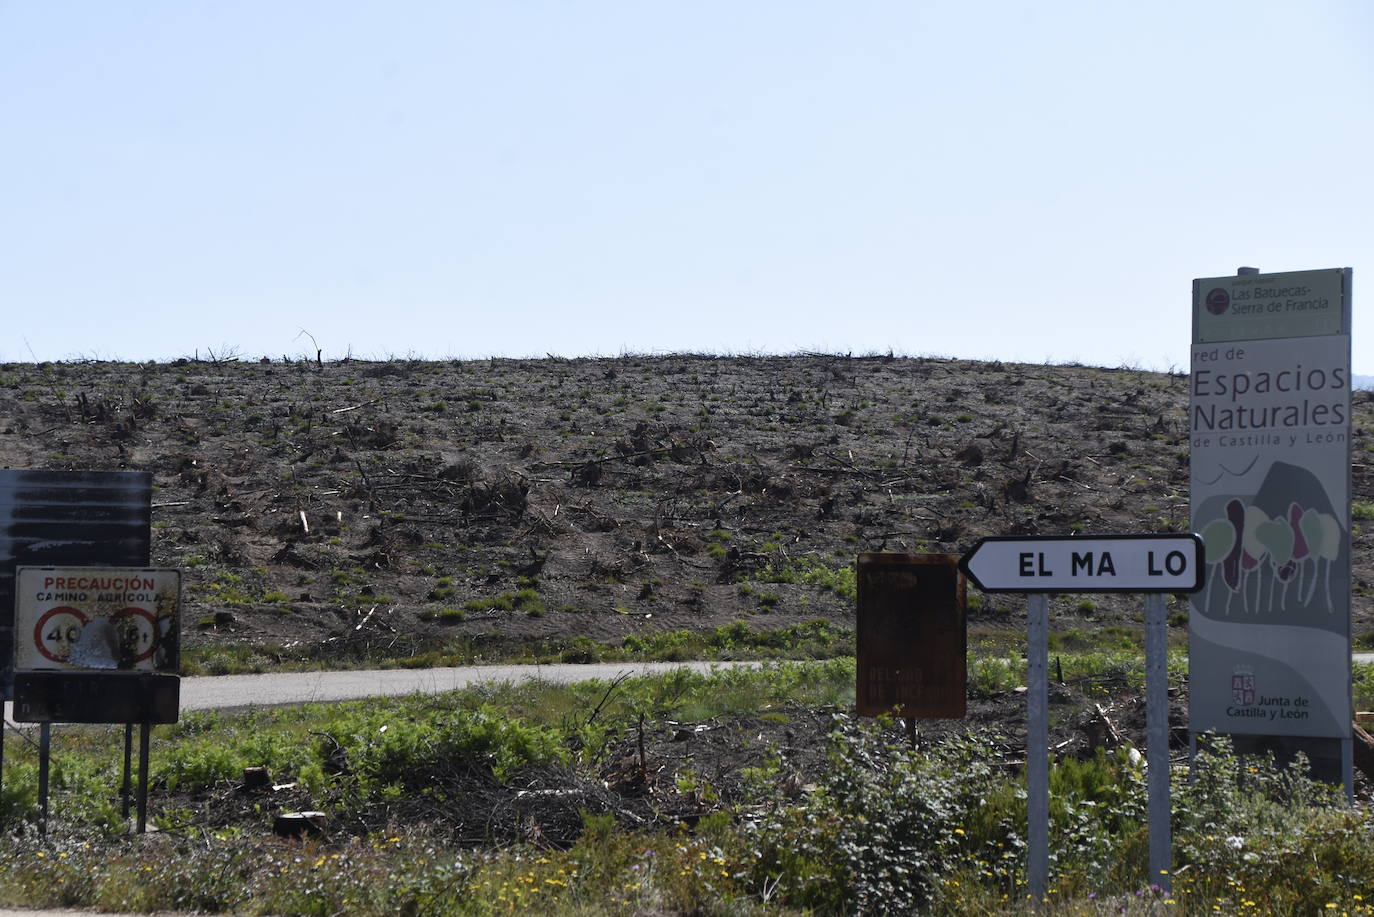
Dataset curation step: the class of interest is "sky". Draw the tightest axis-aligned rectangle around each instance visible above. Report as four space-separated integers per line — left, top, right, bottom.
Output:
2 2 1372 371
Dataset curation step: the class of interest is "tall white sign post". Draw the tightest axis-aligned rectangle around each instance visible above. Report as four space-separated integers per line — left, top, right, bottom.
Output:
961 534 1203 900
1189 268 1353 796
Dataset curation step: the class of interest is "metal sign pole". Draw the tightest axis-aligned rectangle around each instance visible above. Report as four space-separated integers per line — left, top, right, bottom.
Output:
136 720 151 834
1027 593 1049 904
38 722 50 836
1144 593 1171 894
1344 739 1354 804
961 532 1203 904
122 722 134 820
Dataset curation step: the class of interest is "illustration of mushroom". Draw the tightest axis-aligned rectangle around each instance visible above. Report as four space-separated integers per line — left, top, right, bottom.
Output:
1199 494 1343 617
1299 508 1341 611
1200 514 1238 613
1221 498 1247 609
1253 515 1295 611
1288 503 1311 599
1239 504 1270 612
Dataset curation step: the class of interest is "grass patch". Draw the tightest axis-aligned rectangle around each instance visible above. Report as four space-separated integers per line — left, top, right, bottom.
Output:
418 607 468 624
618 619 852 662
180 644 281 676
2 671 1371 916
750 555 856 601
461 588 545 615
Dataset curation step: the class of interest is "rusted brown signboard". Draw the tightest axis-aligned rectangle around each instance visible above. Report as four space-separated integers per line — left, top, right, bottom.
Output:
856 553 966 719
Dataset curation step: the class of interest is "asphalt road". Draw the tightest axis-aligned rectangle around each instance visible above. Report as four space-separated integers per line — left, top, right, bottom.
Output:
2 660 760 727
178 660 760 711
171 655 1374 710
6 655 1373 727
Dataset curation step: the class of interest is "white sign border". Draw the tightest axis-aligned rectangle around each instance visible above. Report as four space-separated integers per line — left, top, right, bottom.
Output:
959 534 1205 594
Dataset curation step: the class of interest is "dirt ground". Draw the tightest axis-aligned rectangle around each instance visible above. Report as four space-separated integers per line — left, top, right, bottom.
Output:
2 353 1370 667
160 685 1187 848
5 353 1372 838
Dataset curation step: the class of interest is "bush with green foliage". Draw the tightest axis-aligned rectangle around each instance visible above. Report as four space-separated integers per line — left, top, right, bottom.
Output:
340 703 569 791
750 555 856 601
739 721 1003 912
6 668 1374 915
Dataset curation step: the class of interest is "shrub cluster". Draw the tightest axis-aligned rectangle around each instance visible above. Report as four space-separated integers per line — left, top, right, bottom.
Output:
5 669 1374 914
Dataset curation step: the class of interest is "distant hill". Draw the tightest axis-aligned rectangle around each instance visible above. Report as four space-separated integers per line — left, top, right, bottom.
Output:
0 354 1370 668
1355 375 1374 391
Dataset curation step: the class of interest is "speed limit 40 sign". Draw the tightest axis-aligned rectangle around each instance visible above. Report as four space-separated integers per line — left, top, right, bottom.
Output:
14 567 181 673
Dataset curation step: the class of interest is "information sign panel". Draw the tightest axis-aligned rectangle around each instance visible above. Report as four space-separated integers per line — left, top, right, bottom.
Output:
959 534 1203 594
855 553 966 719
1190 268 1352 742
15 567 180 674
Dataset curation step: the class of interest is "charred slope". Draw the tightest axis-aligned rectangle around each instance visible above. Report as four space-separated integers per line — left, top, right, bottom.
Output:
0 355 1369 663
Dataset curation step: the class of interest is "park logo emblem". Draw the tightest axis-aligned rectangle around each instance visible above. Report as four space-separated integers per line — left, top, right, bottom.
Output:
1205 287 1230 315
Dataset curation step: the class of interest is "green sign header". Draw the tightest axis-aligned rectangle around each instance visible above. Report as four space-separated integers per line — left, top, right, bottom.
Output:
1194 268 1347 343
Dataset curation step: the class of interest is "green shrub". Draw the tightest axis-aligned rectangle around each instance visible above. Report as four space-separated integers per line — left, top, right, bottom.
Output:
338 703 569 791
742 721 1001 913
161 741 242 791
0 761 38 823
427 577 457 601
967 655 1021 696
751 555 856 601
559 635 602 663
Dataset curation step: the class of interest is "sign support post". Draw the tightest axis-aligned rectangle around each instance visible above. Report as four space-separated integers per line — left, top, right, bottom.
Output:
38 723 50 836
1144 593 1170 891
960 533 1202 901
137 720 151 834
1344 737 1354 805
11 566 181 833
1027 592 1049 903
122 723 135 820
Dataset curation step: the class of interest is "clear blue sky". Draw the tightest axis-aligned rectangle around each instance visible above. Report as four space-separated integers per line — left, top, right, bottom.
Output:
3 2 1371 370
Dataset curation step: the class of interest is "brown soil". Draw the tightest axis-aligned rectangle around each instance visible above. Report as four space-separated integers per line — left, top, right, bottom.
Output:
1 354 1370 665
179 687 1183 848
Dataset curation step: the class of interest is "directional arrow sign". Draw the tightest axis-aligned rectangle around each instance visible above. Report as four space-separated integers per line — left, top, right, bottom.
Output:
959 533 1204 594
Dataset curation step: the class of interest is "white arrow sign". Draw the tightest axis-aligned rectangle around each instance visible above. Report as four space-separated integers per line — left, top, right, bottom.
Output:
959 534 1204 593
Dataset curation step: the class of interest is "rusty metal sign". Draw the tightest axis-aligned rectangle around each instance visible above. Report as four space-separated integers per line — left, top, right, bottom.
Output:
12 672 180 724
0 470 152 697
856 553 966 719
15 567 180 673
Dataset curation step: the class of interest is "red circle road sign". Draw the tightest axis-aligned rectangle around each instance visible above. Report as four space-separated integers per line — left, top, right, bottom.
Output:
110 606 159 663
32 606 90 663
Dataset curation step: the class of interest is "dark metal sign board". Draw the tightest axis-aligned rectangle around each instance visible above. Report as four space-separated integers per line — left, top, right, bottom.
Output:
959 533 1205 594
12 673 180 724
856 553 966 719
0 470 151 698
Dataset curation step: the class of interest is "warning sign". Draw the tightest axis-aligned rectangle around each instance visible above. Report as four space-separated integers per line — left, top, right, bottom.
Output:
14 567 180 674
